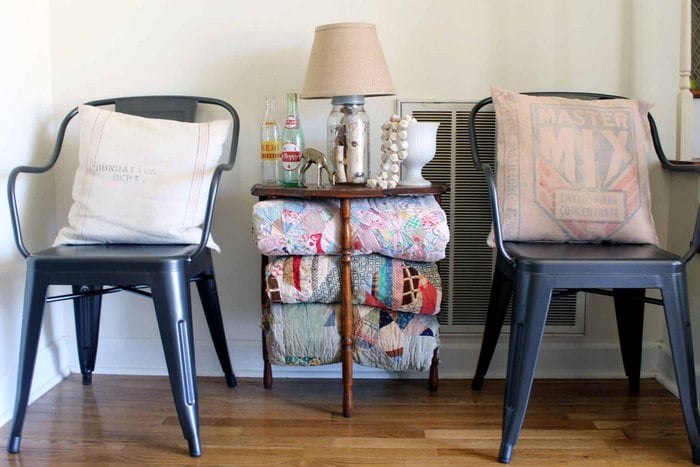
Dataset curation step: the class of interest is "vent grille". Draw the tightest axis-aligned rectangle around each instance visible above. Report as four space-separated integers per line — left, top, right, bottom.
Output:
399 101 583 334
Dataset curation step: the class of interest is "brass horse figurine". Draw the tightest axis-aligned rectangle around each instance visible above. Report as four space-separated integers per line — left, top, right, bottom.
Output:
299 148 336 187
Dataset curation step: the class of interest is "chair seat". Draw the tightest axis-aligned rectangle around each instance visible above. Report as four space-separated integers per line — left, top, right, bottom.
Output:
34 243 199 259
28 244 206 276
505 242 683 275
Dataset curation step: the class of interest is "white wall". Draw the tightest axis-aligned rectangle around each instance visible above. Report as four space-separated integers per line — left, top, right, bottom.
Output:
0 0 69 424
0 0 691 427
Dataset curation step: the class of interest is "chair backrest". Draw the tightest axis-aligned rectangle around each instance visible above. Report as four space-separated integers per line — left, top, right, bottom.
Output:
8 96 240 258
469 92 674 170
115 96 198 122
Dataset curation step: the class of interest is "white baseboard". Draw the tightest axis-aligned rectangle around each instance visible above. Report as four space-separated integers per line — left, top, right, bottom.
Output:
655 342 682 397
62 335 663 380
433 337 662 379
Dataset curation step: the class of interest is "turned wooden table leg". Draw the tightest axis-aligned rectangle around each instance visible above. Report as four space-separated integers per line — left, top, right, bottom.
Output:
262 326 273 389
340 198 354 417
261 254 273 389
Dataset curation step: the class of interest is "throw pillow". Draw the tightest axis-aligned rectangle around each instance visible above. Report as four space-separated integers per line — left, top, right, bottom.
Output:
54 104 230 250
489 86 659 245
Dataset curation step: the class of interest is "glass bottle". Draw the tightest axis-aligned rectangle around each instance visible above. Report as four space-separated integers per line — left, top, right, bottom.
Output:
281 93 304 187
260 96 281 185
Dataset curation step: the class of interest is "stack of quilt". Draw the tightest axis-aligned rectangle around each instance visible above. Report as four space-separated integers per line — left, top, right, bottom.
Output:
252 195 449 372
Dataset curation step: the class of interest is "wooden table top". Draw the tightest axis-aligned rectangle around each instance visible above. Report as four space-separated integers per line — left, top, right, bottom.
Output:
251 183 448 199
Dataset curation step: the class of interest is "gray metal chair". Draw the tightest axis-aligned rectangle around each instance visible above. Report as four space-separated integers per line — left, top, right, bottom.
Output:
6 96 240 457
468 92 700 464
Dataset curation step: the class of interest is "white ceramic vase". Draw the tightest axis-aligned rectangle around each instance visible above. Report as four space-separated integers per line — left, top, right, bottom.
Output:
399 121 439 187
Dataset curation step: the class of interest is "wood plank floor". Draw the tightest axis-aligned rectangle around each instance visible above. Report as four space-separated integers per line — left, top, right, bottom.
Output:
0 375 695 465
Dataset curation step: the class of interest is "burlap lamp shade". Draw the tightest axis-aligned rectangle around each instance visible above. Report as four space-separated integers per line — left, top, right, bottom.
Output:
301 22 395 98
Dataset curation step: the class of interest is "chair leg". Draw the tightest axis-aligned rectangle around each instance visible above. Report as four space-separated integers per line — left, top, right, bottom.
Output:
72 285 102 386
195 262 236 388
472 268 513 390
151 271 201 457
429 347 439 391
660 276 700 464
613 288 645 395
7 274 48 454
499 274 551 464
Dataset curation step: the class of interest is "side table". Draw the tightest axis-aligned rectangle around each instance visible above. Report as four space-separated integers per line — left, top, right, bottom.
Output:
251 183 448 417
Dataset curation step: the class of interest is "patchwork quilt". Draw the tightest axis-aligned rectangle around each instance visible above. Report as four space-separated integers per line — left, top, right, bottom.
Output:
252 196 449 262
265 303 439 372
265 254 442 315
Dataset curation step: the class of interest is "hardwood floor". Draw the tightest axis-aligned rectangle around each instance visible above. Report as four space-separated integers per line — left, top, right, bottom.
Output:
0 375 695 465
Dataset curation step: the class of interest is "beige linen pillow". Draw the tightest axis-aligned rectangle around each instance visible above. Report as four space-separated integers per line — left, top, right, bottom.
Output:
54 104 230 250
489 86 659 245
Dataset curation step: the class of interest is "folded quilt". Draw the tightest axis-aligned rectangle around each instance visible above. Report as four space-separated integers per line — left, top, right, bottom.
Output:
252 196 449 262
265 303 439 372
266 254 442 315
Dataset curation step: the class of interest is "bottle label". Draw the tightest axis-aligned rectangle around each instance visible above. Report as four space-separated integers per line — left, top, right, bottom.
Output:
261 141 281 161
284 116 298 129
281 142 302 170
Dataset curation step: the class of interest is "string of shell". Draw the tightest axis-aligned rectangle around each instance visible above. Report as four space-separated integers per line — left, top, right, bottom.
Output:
367 114 416 188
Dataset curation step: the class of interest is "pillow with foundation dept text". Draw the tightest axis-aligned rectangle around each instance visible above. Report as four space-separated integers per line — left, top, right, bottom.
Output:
54 104 230 251
489 86 659 246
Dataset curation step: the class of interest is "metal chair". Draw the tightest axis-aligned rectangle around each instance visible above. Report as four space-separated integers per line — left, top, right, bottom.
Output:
6 96 240 457
468 92 700 464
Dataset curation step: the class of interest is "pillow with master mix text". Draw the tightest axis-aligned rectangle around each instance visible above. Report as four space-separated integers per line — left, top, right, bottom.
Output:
489 86 658 246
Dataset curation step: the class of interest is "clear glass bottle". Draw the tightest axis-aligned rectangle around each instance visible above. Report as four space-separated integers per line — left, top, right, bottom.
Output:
260 96 281 185
281 93 304 187
328 96 369 184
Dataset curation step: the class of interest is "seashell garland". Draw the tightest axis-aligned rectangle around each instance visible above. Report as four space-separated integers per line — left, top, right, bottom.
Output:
366 114 417 189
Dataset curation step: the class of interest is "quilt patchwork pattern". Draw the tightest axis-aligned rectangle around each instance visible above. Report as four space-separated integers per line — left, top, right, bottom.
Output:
252 196 449 262
265 254 442 315
265 303 439 372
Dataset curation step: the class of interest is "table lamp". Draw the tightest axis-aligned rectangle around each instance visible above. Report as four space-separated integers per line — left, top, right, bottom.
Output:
301 22 395 184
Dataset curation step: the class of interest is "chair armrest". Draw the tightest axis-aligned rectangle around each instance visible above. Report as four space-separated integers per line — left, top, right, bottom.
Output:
648 113 700 173
8 165 47 258
188 97 239 260
647 113 700 261
8 107 78 258
481 162 512 262
468 97 493 169
468 97 511 260
190 164 228 260
682 205 700 263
